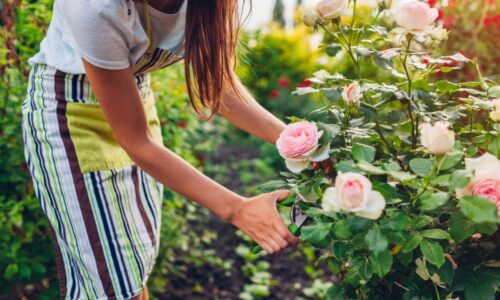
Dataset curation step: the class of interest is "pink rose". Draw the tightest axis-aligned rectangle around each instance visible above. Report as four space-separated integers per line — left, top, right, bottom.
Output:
420 121 455 155
342 82 362 106
457 153 500 213
391 0 439 32
322 172 386 219
317 0 348 20
277 121 326 173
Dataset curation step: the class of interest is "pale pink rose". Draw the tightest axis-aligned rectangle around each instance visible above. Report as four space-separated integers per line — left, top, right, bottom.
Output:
303 8 321 27
391 0 439 32
317 0 348 20
277 121 324 173
456 153 500 213
342 82 362 106
420 121 455 155
322 172 386 219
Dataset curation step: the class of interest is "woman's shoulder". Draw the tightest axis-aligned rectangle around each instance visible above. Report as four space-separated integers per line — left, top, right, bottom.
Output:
59 0 130 19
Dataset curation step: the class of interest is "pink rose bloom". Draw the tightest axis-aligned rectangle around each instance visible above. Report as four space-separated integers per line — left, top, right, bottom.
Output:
277 121 326 173
391 0 439 32
457 153 500 213
322 172 386 219
317 0 348 20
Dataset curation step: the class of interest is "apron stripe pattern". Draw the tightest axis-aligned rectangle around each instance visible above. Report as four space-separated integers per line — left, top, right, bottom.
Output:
22 64 164 299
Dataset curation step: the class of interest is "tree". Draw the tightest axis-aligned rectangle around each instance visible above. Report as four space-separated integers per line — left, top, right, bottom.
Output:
273 0 285 27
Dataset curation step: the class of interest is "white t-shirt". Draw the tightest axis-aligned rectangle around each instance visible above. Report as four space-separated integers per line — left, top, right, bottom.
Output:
28 0 187 74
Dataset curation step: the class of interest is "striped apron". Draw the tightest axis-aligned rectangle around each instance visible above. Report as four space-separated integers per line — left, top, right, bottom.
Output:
21 1 183 299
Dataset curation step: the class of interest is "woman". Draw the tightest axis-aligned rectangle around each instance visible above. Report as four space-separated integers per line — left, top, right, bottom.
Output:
22 0 299 299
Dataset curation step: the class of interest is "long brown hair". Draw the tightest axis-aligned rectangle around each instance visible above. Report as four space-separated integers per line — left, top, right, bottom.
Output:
184 0 245 118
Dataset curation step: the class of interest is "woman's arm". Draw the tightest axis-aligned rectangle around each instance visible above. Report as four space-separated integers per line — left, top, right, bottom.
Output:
218 77 286 144
82 60 298 253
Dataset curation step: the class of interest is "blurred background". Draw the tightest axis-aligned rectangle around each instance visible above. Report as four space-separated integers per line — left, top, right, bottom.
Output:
0 0 498 299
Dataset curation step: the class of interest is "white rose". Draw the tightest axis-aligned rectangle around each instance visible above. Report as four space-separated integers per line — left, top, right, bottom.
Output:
490 99 500 122
303 8 321 27
342 82 362 106
420 121 455 155
430 25 448 41
322 172 386 219
391 0 439 32
317 0 348 20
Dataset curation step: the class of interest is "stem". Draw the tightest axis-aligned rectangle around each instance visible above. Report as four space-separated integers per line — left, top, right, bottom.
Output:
433 282 441 300
402 34 414 95
402 34 417 147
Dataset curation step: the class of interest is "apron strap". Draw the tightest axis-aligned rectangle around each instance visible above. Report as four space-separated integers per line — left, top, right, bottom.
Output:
142 0 156 54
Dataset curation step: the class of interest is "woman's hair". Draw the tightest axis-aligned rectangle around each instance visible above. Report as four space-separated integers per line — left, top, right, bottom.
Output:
184 0 246 118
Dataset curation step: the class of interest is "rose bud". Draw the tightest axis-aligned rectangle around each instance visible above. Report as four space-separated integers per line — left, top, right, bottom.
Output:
420 121 455 155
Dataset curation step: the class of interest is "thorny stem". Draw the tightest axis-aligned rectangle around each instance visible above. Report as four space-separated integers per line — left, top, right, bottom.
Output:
402 34 418 147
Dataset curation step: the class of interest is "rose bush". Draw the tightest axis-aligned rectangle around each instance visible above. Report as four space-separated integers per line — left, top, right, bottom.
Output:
260 0 500 299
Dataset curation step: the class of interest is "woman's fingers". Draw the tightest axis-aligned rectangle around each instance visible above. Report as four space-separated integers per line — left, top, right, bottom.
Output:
270 189 291 202
274 221 300 245
270 230 289 249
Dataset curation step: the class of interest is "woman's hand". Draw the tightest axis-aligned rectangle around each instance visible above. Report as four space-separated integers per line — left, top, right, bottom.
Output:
229 190 300 254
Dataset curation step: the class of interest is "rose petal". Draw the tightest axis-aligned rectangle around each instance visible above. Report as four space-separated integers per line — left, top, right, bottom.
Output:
285 159 309 174
355 191 386 220
322 187 341 212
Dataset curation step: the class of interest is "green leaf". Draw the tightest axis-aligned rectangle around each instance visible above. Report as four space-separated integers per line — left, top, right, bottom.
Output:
420 192 450 211
372 182 398 200
352 143 376 163
440 151 464 171
487 136 500 158
460 196 499 224
383 214 410 230
449 170 471 191
325 44 342 57
333 220 351 239
431 174 451 187
476 223 498 235
258 180 288 192
359 102 378 120
317 122 341 141
434 80 460 93
420 229 450 240
365 227 388 255
409 158 433 177
369 250 393 278
301 223 332 245
414 215 434 229
359 260 373 281
401 232 422 253
333 242 347 260
326 285 344 300
3 263 18 280
449 213 476 242
420 240 445 267
357 161 385 174
335 161 361 173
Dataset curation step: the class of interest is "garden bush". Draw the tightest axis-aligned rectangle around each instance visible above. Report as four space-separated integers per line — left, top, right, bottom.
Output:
264 0 500 299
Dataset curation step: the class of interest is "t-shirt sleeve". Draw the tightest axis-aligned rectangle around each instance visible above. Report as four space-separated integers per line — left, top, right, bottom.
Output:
59 0 132 70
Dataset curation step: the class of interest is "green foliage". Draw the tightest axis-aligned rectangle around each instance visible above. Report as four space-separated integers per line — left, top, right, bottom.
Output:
265 0 500 298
